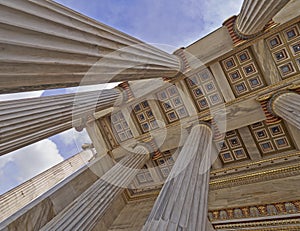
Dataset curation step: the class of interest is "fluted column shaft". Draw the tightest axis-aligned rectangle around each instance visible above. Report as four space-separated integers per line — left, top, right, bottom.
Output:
269 92 300 130
143 124 215 231
0 0 181 94
41 145 150 231
235 0 290 38
0 89 120 155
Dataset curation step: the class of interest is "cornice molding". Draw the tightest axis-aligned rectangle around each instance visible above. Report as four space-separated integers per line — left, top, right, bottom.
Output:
209 200 300 222
214 218 300 230
210 163 300 190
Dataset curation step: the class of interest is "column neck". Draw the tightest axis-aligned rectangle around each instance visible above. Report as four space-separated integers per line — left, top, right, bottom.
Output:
268 91 300 130
234 0 290 39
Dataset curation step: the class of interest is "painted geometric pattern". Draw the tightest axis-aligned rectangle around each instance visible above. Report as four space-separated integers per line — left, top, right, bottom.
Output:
157 85 188 123
217 130 250 164
209 200 300 221
221 48 266 97
132 100 158 133
249 121 295 155
185 68 224 112
154 150 175 179
136 165 154 184
110 111 133 142
266 22 300 79
134 150 175 186
99 118 119 148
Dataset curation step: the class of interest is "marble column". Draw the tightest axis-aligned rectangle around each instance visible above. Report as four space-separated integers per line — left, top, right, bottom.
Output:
143 123 215 231
268 91 300 130
0 0 181 94
235 0 290 38
0 88 121 156
40 144 150 231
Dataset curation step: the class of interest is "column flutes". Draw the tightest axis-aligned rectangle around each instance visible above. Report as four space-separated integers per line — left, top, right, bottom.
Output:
0 89 121 155
235 0 290 39
268 91 300 130
40 144 150 231
143 123 215 231
0 0 181 94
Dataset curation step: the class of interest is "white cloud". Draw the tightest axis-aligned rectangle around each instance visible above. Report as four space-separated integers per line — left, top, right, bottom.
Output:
0 90 43 102
0 139 64 193
57 128 91 147
125 0 243 50
49 128 92 159
54 0 244 52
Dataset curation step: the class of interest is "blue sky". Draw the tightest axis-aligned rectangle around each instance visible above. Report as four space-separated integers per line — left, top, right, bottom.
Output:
0 0 243 195
54 0 243 50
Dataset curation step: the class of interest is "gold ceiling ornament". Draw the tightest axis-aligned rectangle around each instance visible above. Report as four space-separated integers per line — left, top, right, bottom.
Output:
209 200 300 221
209 163 300 189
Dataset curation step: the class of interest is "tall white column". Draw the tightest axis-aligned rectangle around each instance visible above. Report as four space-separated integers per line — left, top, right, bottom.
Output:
269 91 300 130
0 89 120 156
40 144 150 231
0 0 181 94
235 0 290 38
143 124 215 231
